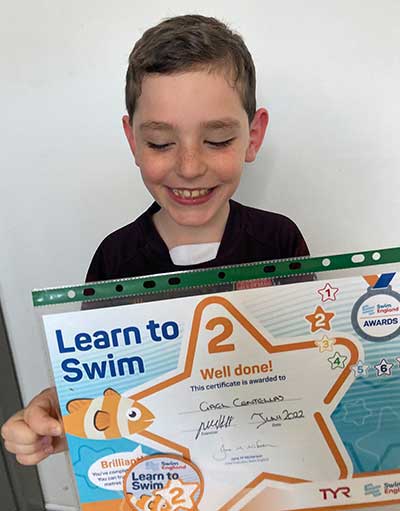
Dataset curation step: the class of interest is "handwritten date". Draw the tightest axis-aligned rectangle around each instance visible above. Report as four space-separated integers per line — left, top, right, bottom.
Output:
251 409 305 429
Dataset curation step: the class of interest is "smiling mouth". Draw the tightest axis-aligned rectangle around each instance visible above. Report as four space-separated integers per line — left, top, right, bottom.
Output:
142 418 154 424
171 187 214 199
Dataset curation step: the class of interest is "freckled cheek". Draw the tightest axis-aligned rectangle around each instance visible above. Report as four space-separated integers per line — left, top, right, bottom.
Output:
139 157 175 185
211 153 245 183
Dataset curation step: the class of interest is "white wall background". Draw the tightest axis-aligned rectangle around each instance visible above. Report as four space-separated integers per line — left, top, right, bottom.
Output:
1 1 399 509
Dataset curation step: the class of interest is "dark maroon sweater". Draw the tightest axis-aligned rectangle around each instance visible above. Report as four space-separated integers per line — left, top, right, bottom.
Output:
86 200 309 282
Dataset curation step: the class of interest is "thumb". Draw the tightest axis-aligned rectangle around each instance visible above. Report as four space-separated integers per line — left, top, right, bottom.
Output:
24 394 64 437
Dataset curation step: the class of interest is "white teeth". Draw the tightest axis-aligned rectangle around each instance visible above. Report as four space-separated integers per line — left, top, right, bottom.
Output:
171 188 211 199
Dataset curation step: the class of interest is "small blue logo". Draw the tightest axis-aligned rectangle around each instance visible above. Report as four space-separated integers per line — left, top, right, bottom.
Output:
362 304 375 316
145 460 159 471
364 483 382 497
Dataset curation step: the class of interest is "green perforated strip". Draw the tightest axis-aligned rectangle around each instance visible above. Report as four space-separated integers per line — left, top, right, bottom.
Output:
32 246 400 307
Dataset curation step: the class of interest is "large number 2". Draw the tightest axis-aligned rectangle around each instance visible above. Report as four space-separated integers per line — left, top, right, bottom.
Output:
170 487 185 505
207 317 235 354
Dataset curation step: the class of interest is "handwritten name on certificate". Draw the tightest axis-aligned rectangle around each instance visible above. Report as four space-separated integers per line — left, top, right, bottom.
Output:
42 271 400 510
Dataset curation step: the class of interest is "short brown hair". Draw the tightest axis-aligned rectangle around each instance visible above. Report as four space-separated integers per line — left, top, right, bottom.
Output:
125 15 256 124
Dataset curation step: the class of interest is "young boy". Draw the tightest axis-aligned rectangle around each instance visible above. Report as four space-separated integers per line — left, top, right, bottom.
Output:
1 14 308 465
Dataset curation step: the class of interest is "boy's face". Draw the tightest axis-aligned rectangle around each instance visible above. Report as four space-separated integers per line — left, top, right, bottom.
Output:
123 70 267 233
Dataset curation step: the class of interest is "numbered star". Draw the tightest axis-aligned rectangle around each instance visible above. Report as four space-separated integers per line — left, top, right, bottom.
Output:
305 306 335 332
315 335 336 352
155 478 199 510
317 283 339 302
328 351 348 370
375 358 393 377
351 360 369 377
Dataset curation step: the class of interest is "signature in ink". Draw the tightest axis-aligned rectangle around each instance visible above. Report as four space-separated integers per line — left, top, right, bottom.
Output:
212 439 276 461
195 414 234 440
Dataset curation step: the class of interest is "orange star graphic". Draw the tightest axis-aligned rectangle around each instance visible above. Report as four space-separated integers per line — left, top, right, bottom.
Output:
155 478 199 510
305 306 335 332
126 296 356 510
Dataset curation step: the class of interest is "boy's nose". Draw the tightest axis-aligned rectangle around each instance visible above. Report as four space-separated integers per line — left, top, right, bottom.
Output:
176 148 207 179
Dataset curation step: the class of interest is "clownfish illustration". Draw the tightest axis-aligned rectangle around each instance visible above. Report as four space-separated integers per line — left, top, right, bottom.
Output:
132 494 171 511
63 388 154 439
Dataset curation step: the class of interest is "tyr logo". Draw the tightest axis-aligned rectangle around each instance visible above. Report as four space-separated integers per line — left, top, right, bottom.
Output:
319 487 351 500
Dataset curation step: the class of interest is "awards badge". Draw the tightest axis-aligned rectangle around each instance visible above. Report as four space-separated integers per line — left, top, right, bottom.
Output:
351 272 400 342
123 454 203 511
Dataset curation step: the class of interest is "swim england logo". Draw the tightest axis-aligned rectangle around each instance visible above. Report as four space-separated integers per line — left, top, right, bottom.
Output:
352 273 400 343
362 304 375 316
364 483 382 497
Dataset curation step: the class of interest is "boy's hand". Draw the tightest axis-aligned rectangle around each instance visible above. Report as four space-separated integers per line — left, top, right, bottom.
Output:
1 387 67 465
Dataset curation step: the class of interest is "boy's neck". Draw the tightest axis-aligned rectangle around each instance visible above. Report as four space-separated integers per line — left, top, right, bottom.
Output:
153 202 230 249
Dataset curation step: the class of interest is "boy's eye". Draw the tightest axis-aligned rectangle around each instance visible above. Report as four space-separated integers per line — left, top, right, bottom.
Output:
147 142 174 151
206 137 235 148
146 138 235 151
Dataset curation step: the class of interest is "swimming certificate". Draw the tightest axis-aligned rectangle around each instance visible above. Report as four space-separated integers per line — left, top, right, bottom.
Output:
42 271 400 510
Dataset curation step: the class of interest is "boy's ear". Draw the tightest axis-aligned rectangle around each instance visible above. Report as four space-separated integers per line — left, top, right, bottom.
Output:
245 108 269 163
122 115 138 162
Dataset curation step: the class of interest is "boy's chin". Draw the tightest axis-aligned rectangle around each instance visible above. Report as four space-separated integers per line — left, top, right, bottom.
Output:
169 212 217 228
156 194 232 230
